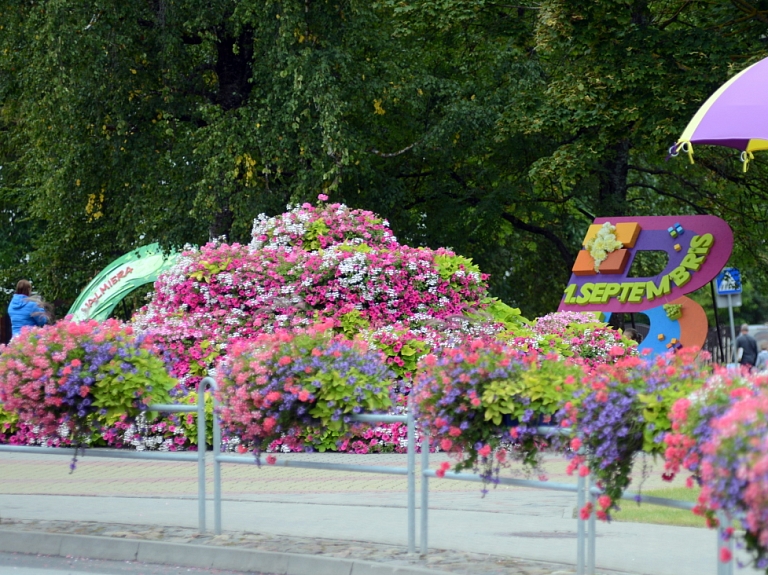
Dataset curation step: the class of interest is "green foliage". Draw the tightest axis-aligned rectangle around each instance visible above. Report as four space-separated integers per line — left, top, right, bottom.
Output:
339 310 370 337
90 349 178 427
2 0 768 318
470 298 531 334
304 220 330 251
433 253 481 281
176 391 214 447
488 361 583 425
0 402 18 437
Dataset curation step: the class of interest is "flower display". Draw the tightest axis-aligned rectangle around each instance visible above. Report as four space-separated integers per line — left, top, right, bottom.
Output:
216 324 395 454
562 349 710 518
0 319 177 448
103 391 214 451
133 202 500 389
698 385 768 569
584 222 623 272
663 368 768 569
508 311 636 369
413 340 584 489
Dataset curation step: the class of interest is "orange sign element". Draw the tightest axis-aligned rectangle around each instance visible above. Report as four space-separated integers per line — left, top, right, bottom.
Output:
582 222 641 249
675 296 709 349
572 249 630 276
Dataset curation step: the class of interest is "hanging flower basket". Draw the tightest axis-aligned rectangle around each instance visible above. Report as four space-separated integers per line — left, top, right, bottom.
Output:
0 319 177 450
216 324 396 455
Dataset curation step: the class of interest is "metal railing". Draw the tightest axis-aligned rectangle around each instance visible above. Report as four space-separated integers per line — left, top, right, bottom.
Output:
0 376 216 533
419 426 736 575
0 380 739 573
210 393 418 552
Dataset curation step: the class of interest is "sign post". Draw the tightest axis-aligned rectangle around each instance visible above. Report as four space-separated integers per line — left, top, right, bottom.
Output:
716 268 742 363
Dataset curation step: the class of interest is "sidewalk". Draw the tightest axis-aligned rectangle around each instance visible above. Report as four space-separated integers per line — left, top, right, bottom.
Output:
0 450 757 575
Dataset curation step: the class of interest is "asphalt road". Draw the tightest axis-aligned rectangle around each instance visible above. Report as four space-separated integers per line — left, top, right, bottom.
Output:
0 551 271 575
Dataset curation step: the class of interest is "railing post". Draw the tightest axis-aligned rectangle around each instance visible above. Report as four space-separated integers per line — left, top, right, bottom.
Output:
407 399 416 553
213 389 222 535
420 429 429 556
576 472 586 575
196 377 212 534
587 478 596 575
717 512 734 575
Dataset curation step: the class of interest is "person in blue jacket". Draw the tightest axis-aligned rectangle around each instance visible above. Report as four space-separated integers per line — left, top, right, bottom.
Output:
8 279 48 338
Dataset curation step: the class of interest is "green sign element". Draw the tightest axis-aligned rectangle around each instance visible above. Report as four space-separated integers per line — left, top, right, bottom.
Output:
68 244 178 321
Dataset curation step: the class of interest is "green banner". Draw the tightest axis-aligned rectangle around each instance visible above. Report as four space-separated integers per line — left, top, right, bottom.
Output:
68 244 178 321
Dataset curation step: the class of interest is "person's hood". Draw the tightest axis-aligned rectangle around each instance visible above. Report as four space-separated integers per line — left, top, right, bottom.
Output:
9 294 29 310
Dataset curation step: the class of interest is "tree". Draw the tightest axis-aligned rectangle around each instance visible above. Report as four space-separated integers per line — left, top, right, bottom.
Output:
2 0 768 317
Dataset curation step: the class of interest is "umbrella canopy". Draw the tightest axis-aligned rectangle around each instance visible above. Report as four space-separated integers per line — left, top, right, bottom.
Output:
676 56 768 170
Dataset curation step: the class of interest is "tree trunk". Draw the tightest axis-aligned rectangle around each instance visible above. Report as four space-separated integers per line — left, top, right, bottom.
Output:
596 138 631 217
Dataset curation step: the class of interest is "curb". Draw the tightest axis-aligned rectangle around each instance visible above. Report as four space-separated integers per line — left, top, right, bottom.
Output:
0 528 450 575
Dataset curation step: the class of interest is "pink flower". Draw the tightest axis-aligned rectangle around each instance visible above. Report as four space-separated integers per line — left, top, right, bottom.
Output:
579 503 593 520
317 193 329 201
570 437 582 451
266 455 277 465
597 495 611 510
579 465 590 477
298 390 310 401
440 438 453 451
478 444 491 457
448 426 462 437
719 548 732 563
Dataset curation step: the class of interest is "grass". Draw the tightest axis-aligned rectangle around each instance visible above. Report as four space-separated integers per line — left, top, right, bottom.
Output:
610 487 706 528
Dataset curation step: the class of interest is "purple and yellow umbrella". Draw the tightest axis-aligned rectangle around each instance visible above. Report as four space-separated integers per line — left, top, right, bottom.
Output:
675 55 768 171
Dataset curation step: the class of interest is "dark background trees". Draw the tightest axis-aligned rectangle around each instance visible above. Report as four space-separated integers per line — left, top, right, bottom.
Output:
2 0 768 318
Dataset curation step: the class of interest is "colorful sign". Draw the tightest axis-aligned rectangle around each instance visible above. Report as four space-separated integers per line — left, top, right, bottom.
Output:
558 215 733 313
68 244 178 322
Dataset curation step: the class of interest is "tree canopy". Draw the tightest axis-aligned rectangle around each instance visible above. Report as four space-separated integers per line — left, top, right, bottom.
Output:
2 0 768 316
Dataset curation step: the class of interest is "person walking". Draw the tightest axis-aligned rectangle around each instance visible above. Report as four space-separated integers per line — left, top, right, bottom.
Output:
7 279 49 338
736 323 759 369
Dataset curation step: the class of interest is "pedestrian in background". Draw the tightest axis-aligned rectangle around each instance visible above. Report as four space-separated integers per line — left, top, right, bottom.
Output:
756 341 768 372
8 279 49 338
736 323 759 370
